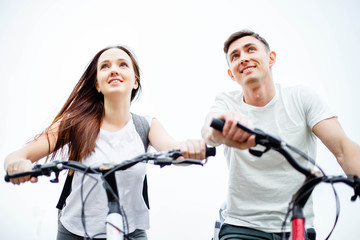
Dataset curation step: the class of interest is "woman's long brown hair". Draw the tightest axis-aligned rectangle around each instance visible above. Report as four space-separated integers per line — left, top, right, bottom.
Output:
44 46 141 162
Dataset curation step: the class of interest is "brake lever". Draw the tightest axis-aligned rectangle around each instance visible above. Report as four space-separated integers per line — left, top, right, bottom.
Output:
176 159 205 166
166 150 183 159
243 127 283 157
153 158 175 168
39 161 62 183
351 175 360 201
145 149 182 160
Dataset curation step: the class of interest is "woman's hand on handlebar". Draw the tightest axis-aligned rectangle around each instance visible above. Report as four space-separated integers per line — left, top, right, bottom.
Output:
5 159 37 185
210 111 256 149
178 139 206 160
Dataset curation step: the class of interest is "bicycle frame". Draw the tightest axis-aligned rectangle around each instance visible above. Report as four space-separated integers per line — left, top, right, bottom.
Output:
5 148 216 240
210 118 360 240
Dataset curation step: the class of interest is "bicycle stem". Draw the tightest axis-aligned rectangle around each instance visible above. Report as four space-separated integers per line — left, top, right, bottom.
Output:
103 171 125 240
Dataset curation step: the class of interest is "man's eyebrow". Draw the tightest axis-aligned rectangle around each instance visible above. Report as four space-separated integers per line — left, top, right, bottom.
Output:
228 48 239 58
243 43 256 48
228 43 257 57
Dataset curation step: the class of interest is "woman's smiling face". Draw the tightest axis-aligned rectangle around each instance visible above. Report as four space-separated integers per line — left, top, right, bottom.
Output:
96 48 138 100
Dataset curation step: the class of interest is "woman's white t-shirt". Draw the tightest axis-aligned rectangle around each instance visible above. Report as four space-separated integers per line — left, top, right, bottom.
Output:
60 116 152 238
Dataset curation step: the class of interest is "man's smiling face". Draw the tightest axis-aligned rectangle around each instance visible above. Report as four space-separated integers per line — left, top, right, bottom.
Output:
227 36 276 87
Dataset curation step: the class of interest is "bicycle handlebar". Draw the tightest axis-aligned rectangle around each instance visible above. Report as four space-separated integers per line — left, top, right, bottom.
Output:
5 147 216 183
210 117 360 239
210 118 312 176
210 117 360 201
211 118 287 149
210 116 360 192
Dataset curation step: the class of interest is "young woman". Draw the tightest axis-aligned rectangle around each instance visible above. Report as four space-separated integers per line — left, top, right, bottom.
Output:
4 45 206 239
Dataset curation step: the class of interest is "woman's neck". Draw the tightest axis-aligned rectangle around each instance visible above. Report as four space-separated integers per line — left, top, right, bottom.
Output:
101 98 131 131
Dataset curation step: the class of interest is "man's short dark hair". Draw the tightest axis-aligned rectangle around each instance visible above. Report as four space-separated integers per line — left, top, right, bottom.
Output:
224 30 270 54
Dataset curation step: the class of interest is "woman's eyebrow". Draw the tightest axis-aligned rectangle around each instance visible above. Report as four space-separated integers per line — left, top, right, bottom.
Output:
99 58 129 64
99 59 110 65
116 58 130 63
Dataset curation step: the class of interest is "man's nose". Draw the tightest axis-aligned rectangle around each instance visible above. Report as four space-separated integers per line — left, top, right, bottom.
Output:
240 53 250 64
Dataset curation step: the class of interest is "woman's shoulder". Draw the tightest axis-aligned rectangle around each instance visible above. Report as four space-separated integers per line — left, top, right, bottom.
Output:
131 112 153 128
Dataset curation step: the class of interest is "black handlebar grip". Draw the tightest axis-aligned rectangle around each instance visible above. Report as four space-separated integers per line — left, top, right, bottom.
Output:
4 171 36 183
206 146 216 157
210 118 225 132
4 175 10 182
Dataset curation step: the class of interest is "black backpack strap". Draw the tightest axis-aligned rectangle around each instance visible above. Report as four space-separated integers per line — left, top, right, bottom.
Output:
142 176 150 209
56 113 151 210
131 113 151 209
56 172 73 210
131 113 150 151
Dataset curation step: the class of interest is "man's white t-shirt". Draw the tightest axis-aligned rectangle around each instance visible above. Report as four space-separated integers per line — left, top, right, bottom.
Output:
60 116 152 238
210 84 334 232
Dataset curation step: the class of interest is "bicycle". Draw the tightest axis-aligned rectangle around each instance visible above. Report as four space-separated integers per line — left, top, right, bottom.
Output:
5 147 216 240
210 118 360 240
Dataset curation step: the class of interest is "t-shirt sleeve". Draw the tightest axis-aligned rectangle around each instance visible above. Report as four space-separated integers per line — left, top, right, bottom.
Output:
144 115 153 126
298 85 336 129
209 92 231 113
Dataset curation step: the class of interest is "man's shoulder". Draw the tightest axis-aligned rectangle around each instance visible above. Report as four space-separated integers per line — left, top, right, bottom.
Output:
216 90 243 100
277 83 307 91
277 83 314 98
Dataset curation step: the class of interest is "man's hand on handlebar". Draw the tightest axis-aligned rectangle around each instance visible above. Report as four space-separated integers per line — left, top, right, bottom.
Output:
209 112 256 150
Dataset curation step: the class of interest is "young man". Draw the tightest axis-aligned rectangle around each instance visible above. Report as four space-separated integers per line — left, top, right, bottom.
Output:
201 30 360 240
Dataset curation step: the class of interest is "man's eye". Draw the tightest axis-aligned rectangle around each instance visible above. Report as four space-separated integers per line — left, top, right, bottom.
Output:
249 47 255 52
231 54 239 61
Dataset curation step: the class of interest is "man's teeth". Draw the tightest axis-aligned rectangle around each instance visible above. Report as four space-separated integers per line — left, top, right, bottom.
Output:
243 67 255 73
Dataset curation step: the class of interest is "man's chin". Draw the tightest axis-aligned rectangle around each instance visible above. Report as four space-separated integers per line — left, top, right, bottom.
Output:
244 77 260 86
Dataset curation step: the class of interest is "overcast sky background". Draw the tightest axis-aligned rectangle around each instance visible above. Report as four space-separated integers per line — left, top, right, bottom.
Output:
1 0 360 239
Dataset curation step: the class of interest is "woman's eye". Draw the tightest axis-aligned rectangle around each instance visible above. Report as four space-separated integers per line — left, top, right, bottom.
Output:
120 62 128 67
100 64 109 69
249 47 255 52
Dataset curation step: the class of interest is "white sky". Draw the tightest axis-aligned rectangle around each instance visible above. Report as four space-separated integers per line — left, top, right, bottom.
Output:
1 0 360 239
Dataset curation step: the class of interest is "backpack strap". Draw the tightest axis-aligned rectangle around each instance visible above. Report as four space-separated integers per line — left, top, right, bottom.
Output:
56 172 73 210
131 113 151 209
130 113 150 151
56 113 151 210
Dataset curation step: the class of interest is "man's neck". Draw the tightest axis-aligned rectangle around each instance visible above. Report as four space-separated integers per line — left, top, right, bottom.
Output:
242 80 276 107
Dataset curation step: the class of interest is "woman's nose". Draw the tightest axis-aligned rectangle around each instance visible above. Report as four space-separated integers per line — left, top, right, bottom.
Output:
110 67 119 76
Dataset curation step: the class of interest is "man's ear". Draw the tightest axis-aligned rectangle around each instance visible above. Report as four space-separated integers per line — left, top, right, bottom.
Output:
228 69 236 81
269 51 276 68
